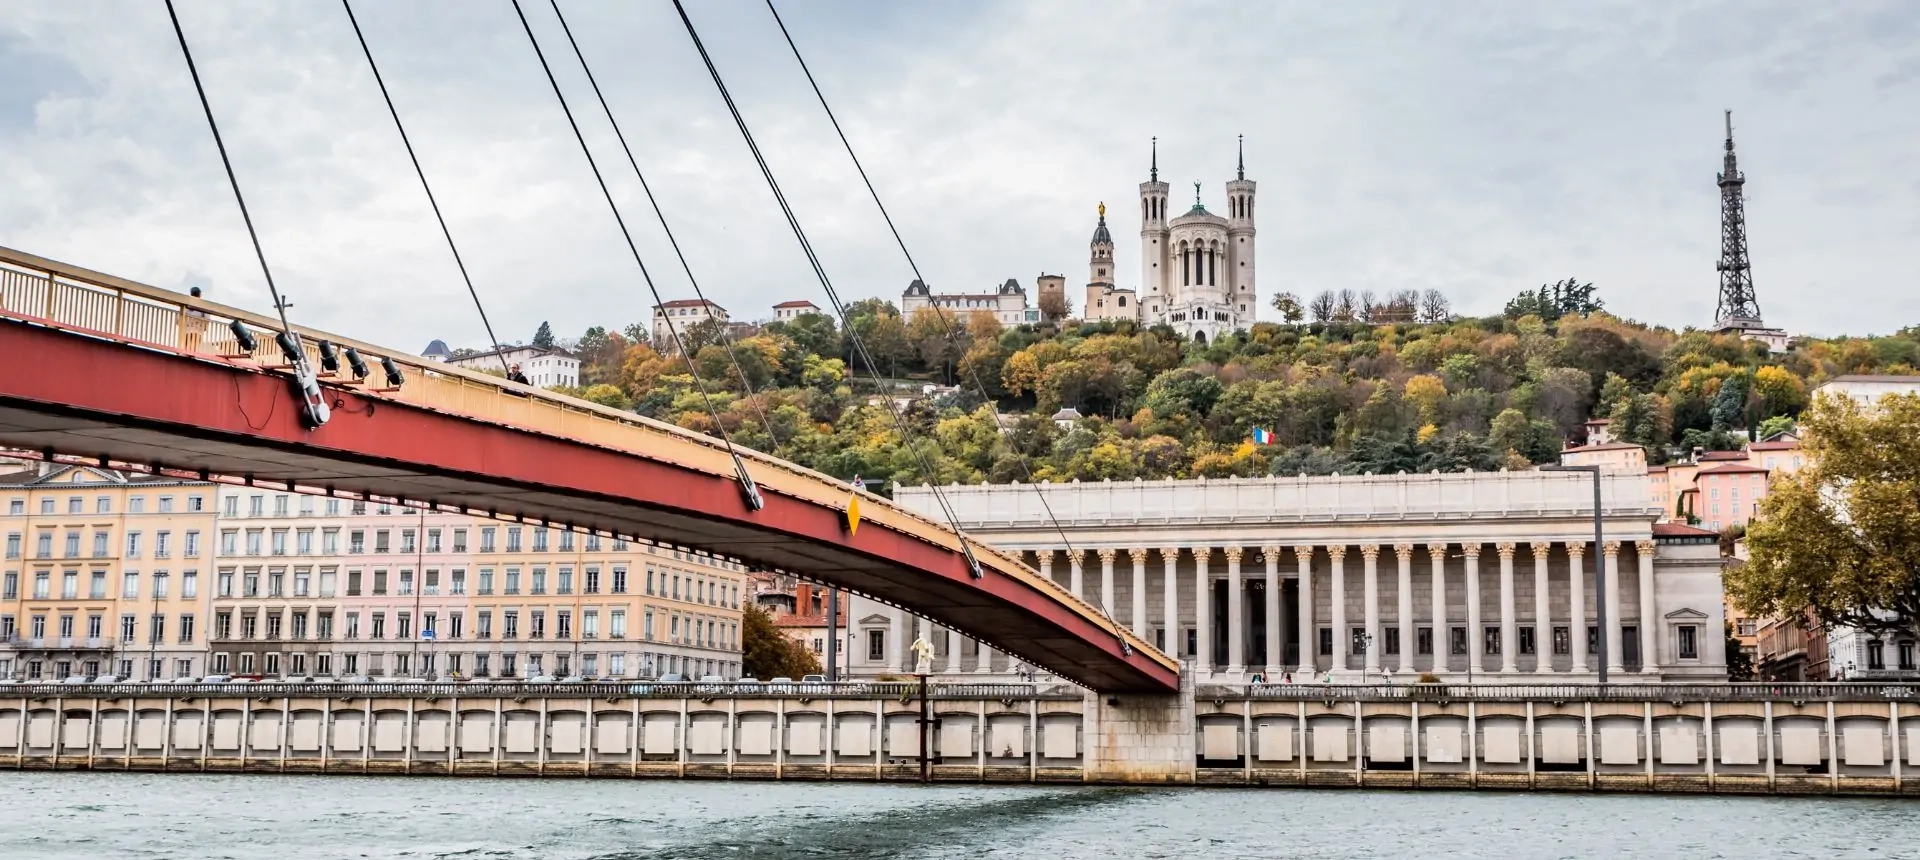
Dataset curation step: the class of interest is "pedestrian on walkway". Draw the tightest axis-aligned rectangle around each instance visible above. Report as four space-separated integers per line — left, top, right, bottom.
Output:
508 362 530 385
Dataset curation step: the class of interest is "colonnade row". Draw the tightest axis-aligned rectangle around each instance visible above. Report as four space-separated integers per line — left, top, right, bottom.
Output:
878 541 1664 681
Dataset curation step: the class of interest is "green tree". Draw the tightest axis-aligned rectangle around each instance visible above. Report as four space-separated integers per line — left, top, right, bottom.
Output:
1730 393 1920 639
532 320 555 349
1724 622 1755 682
741 603 822 680
1270 291 1305 324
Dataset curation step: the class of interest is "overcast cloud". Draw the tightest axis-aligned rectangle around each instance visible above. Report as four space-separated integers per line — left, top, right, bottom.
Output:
3 0 1917 352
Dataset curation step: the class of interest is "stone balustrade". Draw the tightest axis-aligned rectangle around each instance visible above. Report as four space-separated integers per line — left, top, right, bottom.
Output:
6 682 1919 795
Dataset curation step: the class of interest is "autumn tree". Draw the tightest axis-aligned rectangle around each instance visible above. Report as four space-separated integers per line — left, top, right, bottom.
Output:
1419 289 1451 323
1270 291 1305 324
741 603 822 680
1038 289 1071 322
1729 392 1920 639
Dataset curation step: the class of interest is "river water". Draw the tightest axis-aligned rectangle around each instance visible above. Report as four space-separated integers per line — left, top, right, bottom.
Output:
2 772 1912 859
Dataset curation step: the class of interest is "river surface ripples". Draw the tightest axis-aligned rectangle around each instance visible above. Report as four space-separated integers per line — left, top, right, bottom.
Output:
2 772 1915 859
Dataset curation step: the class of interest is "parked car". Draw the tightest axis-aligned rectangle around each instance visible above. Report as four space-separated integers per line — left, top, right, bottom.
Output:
656 673 686 684
764 677 794 694
526 674 559 684
60 675 91 684
279 674 314 684
87 674 123 684
340 675 374 683
200 674 233 683
696 675 727 693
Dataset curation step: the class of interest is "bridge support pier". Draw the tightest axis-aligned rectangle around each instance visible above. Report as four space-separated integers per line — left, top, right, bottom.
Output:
1083 661 1195 784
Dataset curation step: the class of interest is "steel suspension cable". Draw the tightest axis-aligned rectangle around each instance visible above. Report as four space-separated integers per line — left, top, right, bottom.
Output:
508 0 763 511
670 0 980 578
542 0 782 452
762 1 1121 632
165 1 297 337
341 0 511 377
165 0 329 429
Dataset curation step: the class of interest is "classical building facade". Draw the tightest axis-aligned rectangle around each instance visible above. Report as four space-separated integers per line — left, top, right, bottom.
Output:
901 278 1039 326
652 299 730 352
1138 139 1256 342
1 465 218 681
857 472 1728 684
445 345 579 388
202 487 745 682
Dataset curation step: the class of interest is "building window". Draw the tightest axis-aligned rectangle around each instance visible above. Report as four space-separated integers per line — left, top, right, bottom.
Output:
1416 627 1433 656
1483 627 1501 656
1449 626 1468 656
1899 642 1916 671
1518 626 1537 656
1677 624 1699 660
1552 626 1570 656
1867 640 1885 670
1384 628 1401 656
866 629 885 662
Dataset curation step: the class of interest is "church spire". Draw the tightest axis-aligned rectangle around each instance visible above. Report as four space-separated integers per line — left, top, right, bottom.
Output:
1150 136 1158 182
1236 134 1244 180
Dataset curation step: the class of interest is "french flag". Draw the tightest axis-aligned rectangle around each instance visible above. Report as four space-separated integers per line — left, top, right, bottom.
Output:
1251 427 1273 445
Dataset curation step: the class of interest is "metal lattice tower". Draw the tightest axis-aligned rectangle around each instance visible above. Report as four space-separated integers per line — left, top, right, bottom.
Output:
1714 110 1763 330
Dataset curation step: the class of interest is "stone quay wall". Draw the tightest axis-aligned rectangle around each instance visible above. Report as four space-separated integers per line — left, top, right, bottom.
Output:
3 679 1918 796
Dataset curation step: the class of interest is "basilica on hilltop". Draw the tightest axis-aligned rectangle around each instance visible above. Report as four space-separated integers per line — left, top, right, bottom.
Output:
1083 137 1257 343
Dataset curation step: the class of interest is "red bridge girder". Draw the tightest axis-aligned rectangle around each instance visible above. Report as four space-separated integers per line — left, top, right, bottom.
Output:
0 319 1177 692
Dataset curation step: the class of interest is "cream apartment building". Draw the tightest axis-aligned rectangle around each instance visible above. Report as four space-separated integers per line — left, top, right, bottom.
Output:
2 465 216 681
207 487 745 680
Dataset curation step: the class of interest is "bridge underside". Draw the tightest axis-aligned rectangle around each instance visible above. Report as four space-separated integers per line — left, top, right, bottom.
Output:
0 320 1176 692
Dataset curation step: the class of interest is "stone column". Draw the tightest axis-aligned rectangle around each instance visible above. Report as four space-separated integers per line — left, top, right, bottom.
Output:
1531 541 1553 674
1328 546 1348 674
1037 550 1056 590
889 608 906 673
1097 549 1116 614
1262 545 1281 678
1637 540 1659 675
1225 547 1246 678
1604 541 1625 676
1067 551 1085 599
944 626 959 674
1567 542 1587 675
975 641 994 675
1160 547 1180 660
1295 546 1315 676
1361 545 1381 676
1129 549 1148 639
1194 548 1214 677
1496 543 1517 674
1394 543 1415 675
1462 544 1483 678
1427 543 1447 675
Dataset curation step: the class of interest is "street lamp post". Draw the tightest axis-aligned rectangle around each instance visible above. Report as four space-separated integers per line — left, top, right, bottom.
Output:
1357 632 1375 683
1542 464 1608 685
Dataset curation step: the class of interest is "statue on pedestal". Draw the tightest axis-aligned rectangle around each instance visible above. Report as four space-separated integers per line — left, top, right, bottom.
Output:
910 636 934 675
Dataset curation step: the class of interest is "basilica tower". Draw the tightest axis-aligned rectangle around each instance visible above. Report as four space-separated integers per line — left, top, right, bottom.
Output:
1225 135 1257 321
1139 137 1171 318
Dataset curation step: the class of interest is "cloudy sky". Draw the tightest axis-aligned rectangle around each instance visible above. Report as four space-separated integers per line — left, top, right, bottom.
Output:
4 1 1916 352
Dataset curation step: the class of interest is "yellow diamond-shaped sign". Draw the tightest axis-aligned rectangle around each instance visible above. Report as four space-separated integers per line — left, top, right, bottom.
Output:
844 492 862 538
